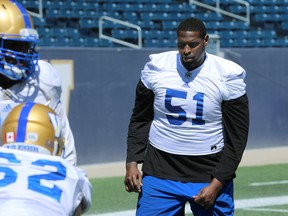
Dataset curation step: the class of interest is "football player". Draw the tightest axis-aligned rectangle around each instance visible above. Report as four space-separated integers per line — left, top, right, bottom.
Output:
124 17 249 215
0 0 76 165
0 102 92 216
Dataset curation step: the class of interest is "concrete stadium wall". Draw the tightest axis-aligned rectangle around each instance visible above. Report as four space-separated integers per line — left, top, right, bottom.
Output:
39 47 288 165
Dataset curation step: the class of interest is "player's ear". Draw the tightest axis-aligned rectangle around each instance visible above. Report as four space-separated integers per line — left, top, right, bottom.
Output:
204 34 209 46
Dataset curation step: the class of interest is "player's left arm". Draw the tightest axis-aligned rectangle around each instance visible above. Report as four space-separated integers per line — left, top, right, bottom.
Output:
39 60 77 165
53 101 77 165
212 64 249 185
213 93 249 185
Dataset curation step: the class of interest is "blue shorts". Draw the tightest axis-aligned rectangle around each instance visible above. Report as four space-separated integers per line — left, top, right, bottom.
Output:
136 175 234 216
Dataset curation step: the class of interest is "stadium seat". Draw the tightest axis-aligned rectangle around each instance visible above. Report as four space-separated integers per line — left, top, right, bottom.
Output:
162 21 179 30
276 38 288 46
79 19 98 29
21 0 288 48
32 17 46 28
205 21 221 30
83 10 103 19
281 22 288 30
229 5 247 13
123 11 139 21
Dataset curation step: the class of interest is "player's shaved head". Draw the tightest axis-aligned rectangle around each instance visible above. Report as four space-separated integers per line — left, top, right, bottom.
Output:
177 18 207 39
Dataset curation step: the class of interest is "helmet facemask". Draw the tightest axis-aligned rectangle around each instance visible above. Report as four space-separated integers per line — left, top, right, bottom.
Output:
0 28 39 81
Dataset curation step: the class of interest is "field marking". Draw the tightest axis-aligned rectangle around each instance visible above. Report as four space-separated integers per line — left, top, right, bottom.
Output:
86 210 136 216
242 207 288 213
250 180 288 186
235 195 288 208
85 195 288 216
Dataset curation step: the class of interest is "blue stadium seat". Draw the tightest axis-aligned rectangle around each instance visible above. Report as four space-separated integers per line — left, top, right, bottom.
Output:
79 1 100 9
229 5 247 13
205 21 221 30
32 17 46 28
263 38 277 47
142 29 163 39
281 22 288 30
144 38 158 47
169 12 189 21
276 38 288 46
42 0 54 7
162 21 178 30
197 12 223 22
112 29 126 39
140 12 172 20
85 37 100 47
233 38 251 47
270 13 285 22
169 3 196 12
135 20 161 29
112 29 139 39
37 27 50 36
79 19 98 29
125 29 139 39
45 8 61 18
82 10 102 19
249 30 276 39
31 0 287 48
50 27 66 36
103 3 122 11
123 11 139 21
249 38 265 47
255 13 272 22
132 3 146 11
98 39 114 47
221 21 249 30
218 30 236 39
22 0 39 10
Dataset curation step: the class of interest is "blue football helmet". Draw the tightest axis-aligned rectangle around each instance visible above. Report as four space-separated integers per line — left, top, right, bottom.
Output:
0 0 39 81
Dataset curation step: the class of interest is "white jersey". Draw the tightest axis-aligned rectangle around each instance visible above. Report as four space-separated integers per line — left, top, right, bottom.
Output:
141 51 246 156
0 60 76 165
0 147 92 216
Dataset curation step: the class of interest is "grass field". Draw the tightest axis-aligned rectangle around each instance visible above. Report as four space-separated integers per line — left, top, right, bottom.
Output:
84 163 288 216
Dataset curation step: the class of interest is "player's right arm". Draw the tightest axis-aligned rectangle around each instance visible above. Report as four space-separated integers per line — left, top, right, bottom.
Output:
125 80 154 193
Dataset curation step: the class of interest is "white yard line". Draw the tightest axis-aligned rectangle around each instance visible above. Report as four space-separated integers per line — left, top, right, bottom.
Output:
242 208 288 213
250 180 288 186
235 195 288 208
85 195 288 216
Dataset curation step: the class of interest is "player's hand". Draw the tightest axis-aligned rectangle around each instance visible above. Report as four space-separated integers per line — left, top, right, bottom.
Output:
193 178 223 210
124 161 143 193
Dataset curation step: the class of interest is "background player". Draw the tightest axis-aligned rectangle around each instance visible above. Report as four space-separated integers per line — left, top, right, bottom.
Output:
124 17 249 215
0 102 92 216
0 0 76 165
